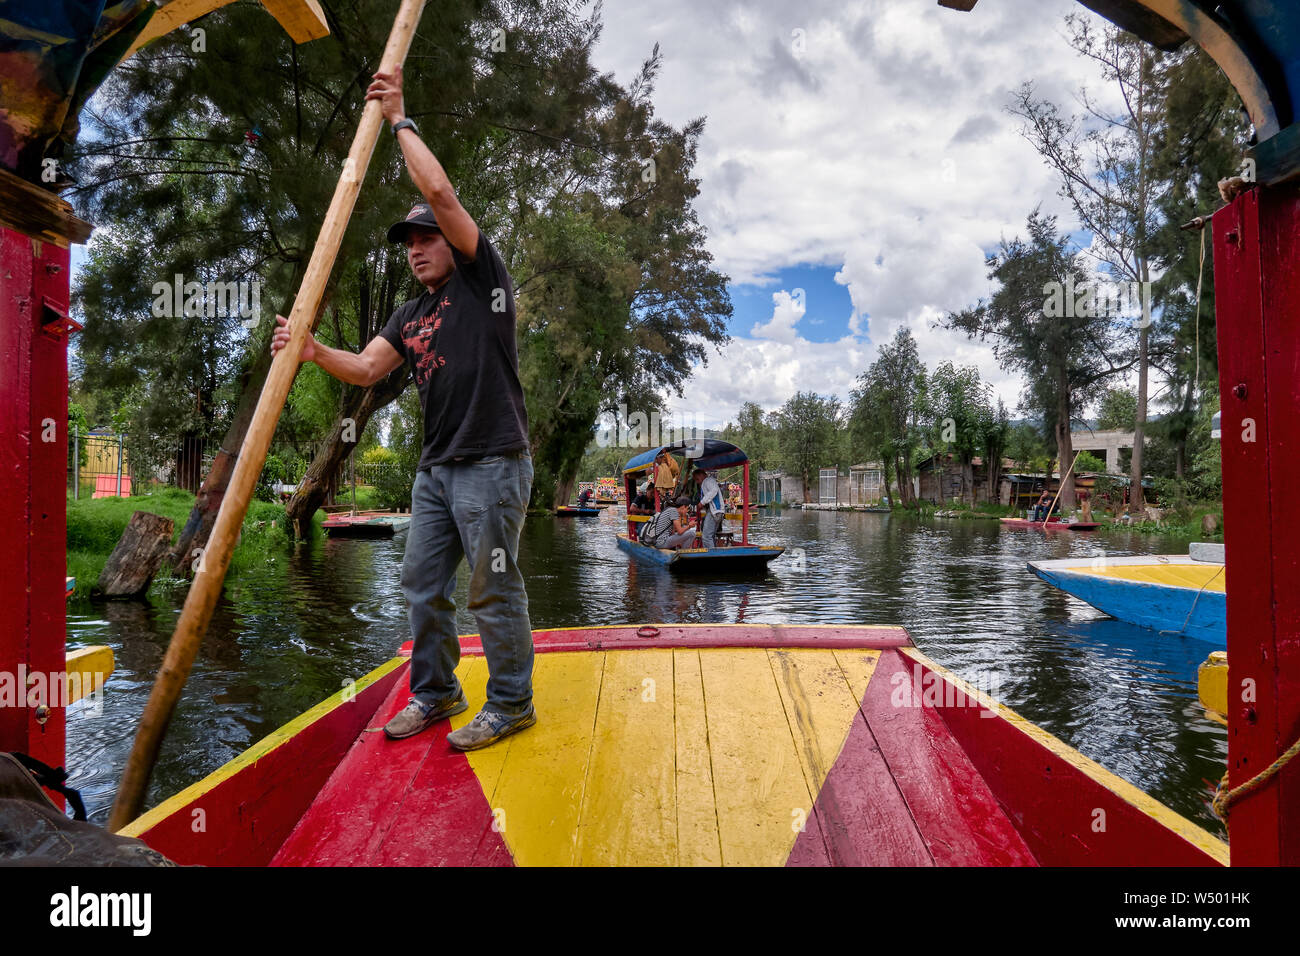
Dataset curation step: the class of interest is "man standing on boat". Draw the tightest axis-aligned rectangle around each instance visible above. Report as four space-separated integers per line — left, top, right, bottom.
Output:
695 467 725 549
271 65 536 751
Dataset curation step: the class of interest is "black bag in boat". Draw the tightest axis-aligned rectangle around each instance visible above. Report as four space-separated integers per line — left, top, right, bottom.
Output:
0 752 176 866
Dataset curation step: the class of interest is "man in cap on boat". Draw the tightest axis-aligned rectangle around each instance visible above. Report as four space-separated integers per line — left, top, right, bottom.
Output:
271 65 535 751
694 467 725 548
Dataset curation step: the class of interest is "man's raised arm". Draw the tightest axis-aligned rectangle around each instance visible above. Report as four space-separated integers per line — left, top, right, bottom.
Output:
366 66 480 260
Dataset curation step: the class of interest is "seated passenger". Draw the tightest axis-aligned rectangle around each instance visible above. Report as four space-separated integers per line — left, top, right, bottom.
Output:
628 482 656 515
643 497 696 549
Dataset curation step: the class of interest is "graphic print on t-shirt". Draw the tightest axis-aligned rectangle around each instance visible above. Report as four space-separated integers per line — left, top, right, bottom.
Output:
402 295 452 385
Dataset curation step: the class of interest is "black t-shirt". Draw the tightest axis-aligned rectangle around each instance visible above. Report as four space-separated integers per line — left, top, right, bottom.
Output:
379 229 529 469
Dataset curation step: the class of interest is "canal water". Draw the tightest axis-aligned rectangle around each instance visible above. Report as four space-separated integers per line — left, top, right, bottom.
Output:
66 509 1228 839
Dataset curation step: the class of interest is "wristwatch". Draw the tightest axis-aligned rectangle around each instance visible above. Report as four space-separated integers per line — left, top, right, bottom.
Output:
392 118 418 136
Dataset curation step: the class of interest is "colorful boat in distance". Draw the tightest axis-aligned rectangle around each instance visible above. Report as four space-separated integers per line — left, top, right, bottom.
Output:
1028 544 1225 647
555 505 602 517
322 511 412 538
65 577 74 600
1000 517 1100 532
118 624 1226 867
617 439 783 572
594 477 621 504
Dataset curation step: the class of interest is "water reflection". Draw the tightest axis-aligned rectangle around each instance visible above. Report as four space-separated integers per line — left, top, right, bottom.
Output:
66 509 1226 836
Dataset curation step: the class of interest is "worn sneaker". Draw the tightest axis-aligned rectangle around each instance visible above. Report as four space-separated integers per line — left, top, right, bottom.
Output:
383 693 468 740
446 707 537 751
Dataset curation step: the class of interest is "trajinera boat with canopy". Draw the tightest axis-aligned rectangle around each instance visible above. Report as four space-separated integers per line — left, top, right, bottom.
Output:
617 440 784 571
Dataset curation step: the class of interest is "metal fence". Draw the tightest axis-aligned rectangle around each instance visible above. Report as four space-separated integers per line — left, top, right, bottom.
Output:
68 426 408 500
68 428 137 500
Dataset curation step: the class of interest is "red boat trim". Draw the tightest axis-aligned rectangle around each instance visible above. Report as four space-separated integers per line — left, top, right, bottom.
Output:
396 623 912 657
899 647 1229 866
118 656 407 864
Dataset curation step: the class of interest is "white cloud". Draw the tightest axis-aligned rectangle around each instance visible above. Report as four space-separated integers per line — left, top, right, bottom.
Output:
749 289 805 342
592 0 1133 428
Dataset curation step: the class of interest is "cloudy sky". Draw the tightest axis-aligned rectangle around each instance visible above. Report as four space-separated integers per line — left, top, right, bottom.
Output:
588 0 1126 429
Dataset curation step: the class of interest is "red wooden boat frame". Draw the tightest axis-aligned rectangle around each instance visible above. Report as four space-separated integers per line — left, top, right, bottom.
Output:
115 624 1227 867
2 0 1298 867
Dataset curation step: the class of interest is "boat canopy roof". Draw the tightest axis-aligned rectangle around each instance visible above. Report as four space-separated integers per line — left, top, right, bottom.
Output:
623 439 749 475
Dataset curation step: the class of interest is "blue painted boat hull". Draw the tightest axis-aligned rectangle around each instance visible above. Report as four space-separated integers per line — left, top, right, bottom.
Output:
1029 564 1225 647
616 534 783 572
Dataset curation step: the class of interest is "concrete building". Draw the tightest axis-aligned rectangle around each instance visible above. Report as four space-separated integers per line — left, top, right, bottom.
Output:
1070 428 1137 474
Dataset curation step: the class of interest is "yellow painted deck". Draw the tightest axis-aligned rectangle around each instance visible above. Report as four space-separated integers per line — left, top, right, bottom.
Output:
1086 563 1225 591
448 647 877 866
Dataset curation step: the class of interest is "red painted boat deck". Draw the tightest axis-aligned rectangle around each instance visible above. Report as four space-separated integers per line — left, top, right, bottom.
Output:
272 626 1037 866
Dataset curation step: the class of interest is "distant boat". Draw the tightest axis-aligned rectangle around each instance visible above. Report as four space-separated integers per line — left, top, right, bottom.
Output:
556 505 602 517
1000 517 1100 532
1028 544 1225 647
322 511 412 538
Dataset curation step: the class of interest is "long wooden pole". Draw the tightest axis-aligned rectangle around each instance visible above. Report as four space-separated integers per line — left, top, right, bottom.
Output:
1043 450 1082 529
109 0 428 832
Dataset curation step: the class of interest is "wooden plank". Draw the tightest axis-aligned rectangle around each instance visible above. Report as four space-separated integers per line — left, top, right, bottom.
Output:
0 169 93 246
781 649 932 866
697 649 817 866
859 650 1038 866
576 650 677 865
260 0 330 43
768 649 866 790
504 623 912 655
767 648 881 868
270 668 437 866
672 650 722 865
374 660 508 866
463 652 604 866
122 0 328 61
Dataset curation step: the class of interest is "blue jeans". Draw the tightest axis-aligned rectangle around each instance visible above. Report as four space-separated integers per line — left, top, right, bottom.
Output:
401 451 534 716
701 510 721 548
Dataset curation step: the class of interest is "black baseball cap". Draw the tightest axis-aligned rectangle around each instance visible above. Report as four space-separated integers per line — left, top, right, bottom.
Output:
387 201 442 242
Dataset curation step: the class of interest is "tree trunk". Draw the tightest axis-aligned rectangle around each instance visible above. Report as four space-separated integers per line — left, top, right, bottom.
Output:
554 474 575 509
1174 373 1194 479
1054 380 1076 508
1130 324 1148 512
986 450 1002 505
167 268 317 574
963 458 975 506
98 512 175 598
286 370 408 535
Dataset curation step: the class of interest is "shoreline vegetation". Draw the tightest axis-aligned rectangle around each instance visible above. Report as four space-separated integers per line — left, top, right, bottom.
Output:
66 486 312 603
